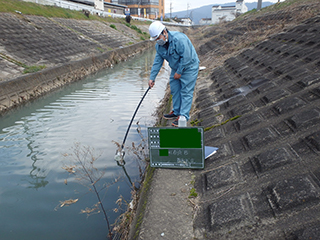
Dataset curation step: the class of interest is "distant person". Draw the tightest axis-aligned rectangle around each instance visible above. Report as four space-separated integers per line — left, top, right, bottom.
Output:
125 14 131 24
148 21 199 127
83 9 90 18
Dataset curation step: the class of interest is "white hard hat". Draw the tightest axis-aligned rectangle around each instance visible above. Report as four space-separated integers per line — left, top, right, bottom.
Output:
149 21 166 41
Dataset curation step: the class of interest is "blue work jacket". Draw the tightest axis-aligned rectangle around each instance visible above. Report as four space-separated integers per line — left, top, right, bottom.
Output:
149 31 199 81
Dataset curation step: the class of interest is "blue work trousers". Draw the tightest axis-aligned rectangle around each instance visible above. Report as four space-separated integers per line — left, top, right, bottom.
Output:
170 62 199 121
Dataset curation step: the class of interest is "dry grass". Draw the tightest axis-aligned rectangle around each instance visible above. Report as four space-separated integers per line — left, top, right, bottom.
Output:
59 143 115 238
112 188 138 239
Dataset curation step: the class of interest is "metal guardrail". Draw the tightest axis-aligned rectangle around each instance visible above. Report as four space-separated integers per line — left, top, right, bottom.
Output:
42 0 126 18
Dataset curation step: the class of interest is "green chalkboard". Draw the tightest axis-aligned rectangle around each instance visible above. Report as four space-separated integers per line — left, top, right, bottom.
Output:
148 127 204 169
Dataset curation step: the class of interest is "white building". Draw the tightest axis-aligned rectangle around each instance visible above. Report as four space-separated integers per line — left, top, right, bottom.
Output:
212 0 248 24
180 17 193 26
199 18 212 25
94 0 104 11
173 17 193 26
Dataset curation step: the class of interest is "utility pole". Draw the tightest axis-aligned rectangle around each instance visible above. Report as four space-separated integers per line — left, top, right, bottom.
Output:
257 0 262 10
170 2 172 19
187 3 190 18
138 0 141 17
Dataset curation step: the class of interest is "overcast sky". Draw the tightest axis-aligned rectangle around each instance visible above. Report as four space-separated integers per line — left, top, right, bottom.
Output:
165 0 281 13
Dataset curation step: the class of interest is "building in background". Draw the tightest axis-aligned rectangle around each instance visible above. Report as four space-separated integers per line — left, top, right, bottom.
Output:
212 0 248 24
173 17 193 26
117 0 164 19
101 0 126 14
199 18 212 25
95 0 104 11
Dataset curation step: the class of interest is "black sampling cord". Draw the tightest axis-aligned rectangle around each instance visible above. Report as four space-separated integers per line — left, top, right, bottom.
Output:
115 86 151 166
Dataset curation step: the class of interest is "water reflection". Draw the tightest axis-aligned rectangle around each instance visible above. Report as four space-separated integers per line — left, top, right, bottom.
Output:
0 48 169 239
26 173 49 189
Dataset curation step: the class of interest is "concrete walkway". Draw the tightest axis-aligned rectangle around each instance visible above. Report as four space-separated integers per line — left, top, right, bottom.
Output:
138 169 195 240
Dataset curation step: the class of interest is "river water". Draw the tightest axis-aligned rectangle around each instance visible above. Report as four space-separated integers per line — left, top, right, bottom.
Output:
0 48 169 239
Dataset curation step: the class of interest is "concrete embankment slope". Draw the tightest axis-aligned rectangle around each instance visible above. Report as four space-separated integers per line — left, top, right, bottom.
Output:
135 1 320 240
0 12 181 114
192 5 320 240
0 13 138 81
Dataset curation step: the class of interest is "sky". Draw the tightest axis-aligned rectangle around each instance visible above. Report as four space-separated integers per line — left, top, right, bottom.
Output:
165 0 281 13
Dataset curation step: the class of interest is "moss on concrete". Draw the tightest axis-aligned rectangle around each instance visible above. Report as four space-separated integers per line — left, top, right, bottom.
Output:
129 165 155 240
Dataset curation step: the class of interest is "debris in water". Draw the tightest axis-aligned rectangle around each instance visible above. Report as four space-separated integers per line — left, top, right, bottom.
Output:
60 199 78 207
55 199 79 211
62 165 76 174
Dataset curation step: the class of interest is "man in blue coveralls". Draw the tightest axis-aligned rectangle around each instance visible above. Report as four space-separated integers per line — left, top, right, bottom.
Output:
148 21 199 127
